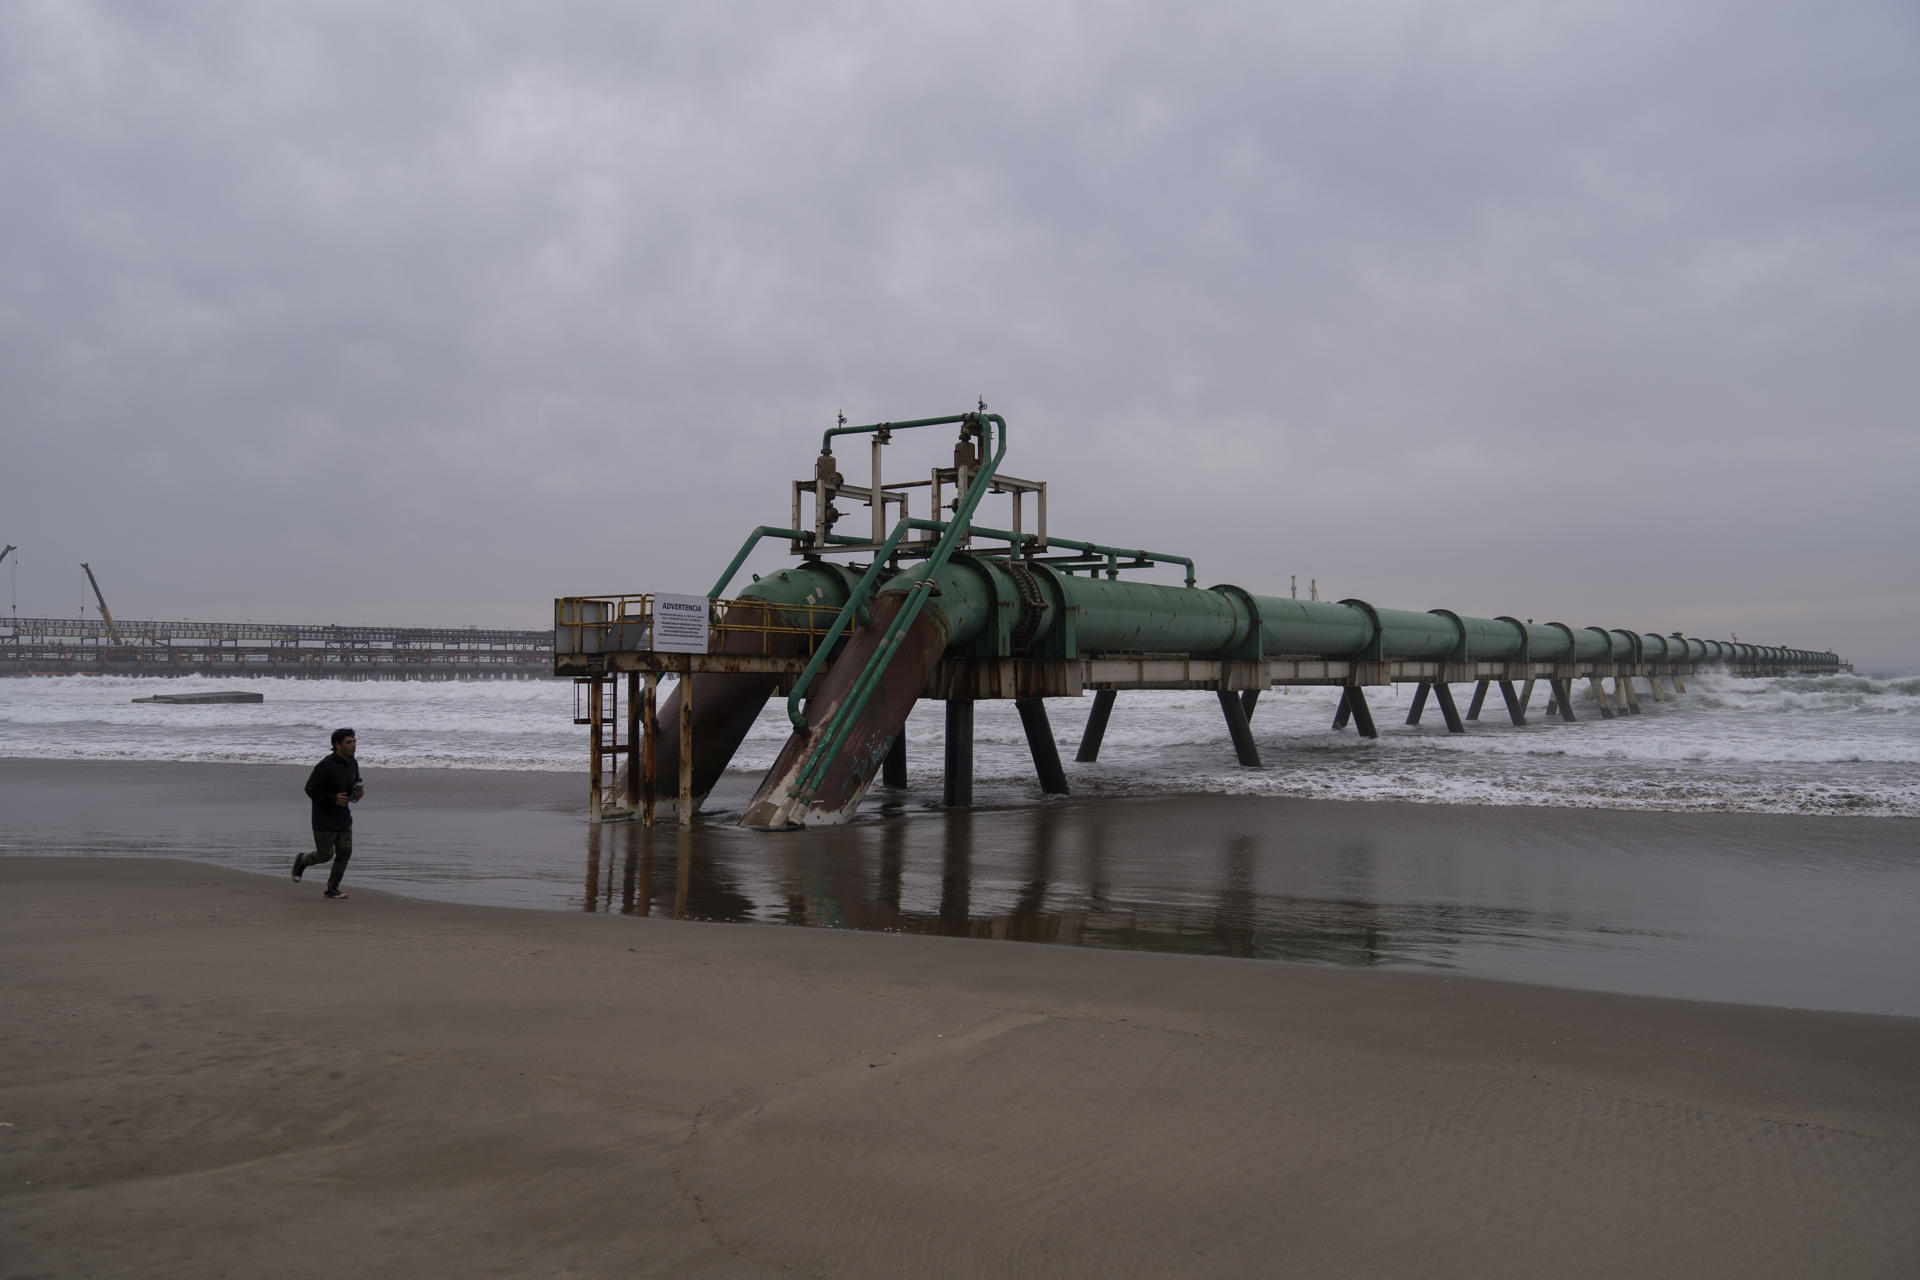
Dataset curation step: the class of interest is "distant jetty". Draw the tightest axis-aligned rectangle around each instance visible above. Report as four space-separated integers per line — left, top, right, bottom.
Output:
3 616 551 679
132 691 265 705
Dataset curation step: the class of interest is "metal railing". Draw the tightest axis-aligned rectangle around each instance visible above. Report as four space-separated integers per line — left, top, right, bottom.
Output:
553 592 846 660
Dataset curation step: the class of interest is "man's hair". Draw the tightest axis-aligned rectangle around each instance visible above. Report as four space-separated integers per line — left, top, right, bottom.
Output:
331 727 356 747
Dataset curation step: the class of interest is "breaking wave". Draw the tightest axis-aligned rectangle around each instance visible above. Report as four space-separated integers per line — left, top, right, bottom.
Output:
3 670 1917 817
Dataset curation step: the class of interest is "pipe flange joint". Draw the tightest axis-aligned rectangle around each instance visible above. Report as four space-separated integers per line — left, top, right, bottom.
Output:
1543 621 1578 669
1428 609 1470 664
1207 584 1263 661
1003 557 1047 651
1494 616 1530 664
1338 598 1385 665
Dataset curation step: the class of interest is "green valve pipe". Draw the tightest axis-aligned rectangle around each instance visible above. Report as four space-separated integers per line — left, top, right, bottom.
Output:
789 412 1009 801
708 525 873 600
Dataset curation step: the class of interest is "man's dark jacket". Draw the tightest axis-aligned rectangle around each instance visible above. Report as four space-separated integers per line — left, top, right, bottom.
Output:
305 752 362 831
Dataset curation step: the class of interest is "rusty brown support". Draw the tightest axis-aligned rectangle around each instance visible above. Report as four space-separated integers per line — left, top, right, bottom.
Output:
587 676 605 822
742 594 953 829
641 671 658 826
625 671 640 807
678 668 695 827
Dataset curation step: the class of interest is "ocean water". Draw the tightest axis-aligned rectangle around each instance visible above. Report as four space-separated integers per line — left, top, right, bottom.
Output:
1 669 1916 817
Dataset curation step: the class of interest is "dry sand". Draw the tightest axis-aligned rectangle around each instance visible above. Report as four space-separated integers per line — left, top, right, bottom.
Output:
3 855 1917 1278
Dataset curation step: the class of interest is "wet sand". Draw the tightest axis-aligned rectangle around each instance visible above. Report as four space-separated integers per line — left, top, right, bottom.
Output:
5 758 1919 1013
4 854 1920 1278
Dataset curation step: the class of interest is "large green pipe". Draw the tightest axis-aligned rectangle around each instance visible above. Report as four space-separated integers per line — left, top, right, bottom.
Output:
730 553 1836 829
847 558 1840 672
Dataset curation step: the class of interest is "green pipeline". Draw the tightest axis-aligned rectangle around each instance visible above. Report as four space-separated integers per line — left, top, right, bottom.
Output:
862 558 1840 669
734 561 863 623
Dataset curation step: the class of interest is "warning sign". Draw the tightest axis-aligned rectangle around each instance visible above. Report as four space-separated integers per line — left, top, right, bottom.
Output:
652 594 711 653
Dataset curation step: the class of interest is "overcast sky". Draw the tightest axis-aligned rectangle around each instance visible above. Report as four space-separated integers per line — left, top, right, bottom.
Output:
3 2 1916 666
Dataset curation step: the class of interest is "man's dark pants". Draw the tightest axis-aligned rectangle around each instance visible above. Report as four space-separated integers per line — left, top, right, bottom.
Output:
301 829 353 892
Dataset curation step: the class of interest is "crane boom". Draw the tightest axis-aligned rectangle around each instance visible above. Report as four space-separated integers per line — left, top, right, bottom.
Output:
81 562 122 644
0 545 15 565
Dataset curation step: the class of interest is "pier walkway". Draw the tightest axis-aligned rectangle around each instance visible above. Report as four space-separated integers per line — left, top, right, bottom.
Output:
2 616 551 679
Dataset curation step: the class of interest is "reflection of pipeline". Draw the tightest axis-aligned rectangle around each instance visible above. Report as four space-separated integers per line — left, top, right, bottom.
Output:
740 554 1842 829
615 563 858 816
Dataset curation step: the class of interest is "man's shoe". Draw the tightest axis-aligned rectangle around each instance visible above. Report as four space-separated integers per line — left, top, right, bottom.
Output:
291 854 304 882
323 889 348 899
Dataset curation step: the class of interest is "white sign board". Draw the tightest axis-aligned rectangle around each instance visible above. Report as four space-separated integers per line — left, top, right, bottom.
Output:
652 593 711 653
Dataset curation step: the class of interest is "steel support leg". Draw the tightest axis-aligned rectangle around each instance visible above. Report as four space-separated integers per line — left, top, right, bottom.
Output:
1621 675 1642 714
1347 685 1379 739
626 671 641 807
640 672 658 826
1406 680 1431 725
1241 689 1260 722
1612 676 1634 714
883 732 908 787
1016 698 1070 794
1332 688 1353 730
1520 678 1536 715
1498 679 1526 726
678 672 695 826
1595 675 1617 719
1553 678 1577 722
1673 672 1688 694
1466 680 1489 721
588 676 604 823
1217 689 1262 767
943 700 974 808
1433 682 1465 734
1076 689 1116 763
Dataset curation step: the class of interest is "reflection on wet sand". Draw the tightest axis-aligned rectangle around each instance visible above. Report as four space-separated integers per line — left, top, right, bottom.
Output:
577 800 1616 972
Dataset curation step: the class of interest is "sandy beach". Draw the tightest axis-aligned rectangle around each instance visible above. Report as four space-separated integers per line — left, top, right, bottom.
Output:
4 850 1918 1278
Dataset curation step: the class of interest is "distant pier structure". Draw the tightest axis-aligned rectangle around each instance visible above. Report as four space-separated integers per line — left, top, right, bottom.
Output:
1 617 551 679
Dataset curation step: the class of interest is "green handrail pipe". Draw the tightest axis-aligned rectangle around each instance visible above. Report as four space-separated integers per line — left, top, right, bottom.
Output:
709 525 873 600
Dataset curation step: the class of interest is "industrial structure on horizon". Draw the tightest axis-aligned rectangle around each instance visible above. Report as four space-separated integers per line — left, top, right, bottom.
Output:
1 615 551 679
0 554 551 678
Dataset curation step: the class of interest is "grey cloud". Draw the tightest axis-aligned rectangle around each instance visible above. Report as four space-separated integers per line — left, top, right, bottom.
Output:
2 1 1916 663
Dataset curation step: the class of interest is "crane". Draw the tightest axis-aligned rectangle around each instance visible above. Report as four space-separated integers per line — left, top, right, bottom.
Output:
0 545 15 565
81 562 122 644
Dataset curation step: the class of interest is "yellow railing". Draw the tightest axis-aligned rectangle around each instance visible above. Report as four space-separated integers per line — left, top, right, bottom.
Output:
553 593 845 658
